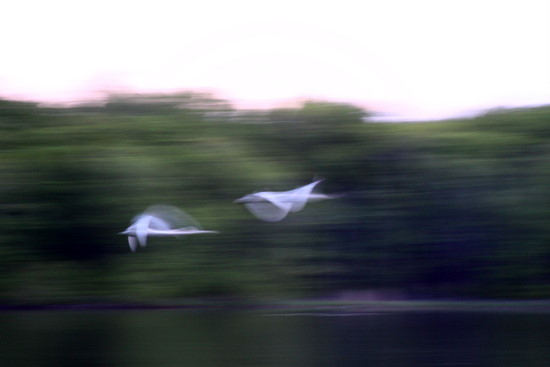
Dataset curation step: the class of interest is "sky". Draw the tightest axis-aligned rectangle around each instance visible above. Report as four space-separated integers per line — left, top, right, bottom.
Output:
1 0 549 120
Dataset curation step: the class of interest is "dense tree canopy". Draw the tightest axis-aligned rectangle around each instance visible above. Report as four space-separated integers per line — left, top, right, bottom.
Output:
1 94 549 303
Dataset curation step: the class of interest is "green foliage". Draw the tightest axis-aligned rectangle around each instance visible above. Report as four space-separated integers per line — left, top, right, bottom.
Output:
1 95 550 303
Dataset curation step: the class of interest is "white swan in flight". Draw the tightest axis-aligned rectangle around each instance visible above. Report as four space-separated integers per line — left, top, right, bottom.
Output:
234 180 338 222
120 205 218 252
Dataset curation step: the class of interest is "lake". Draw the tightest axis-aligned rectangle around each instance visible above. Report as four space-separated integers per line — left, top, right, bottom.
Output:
1 308 549 366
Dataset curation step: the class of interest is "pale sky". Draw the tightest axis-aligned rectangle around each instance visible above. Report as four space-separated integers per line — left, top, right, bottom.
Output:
1 0 549 120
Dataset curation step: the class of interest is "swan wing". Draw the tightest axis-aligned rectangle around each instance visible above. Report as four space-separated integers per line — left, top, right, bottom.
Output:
128 236 138 252
286 180 322 212
148 215 172 230
135 215 152 247
255 192 292 209
244 201 292 222
144 205 201 229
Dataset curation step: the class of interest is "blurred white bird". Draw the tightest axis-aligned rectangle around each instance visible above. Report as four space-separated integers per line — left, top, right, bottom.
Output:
120 205 218 252
234 180 338 222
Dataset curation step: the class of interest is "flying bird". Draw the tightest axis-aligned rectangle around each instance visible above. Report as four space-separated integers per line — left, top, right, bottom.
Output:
120 205 218 252
234 180 338 222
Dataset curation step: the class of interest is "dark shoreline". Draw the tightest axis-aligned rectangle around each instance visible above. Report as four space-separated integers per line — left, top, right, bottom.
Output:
2 300 550 313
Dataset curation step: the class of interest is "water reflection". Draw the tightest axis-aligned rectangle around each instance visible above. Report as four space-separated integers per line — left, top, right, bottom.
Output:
0 311 549 367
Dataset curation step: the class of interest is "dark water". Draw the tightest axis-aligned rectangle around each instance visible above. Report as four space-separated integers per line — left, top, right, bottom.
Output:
1 310 549 367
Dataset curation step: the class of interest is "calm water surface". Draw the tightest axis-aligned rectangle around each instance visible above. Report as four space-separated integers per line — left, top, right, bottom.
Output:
1 309 549 366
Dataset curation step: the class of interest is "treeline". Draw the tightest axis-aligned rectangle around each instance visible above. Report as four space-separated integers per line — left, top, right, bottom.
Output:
1 94 550 303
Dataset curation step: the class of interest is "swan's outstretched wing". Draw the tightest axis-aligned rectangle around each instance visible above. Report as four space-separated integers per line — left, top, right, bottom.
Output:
286 180 322 212
144 205 201 229
128 236 138 252
147 215 172 230
244 200 292 222
135 215 152 247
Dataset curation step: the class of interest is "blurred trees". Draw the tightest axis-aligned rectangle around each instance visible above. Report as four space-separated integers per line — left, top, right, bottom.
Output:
1 95 550 303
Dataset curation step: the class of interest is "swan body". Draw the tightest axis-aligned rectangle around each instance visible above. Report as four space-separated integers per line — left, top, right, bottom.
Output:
235 180 337 222
120 206 218 252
